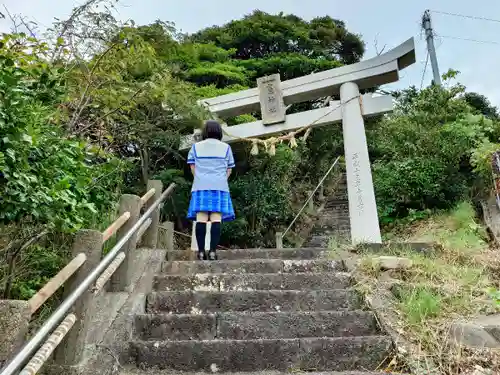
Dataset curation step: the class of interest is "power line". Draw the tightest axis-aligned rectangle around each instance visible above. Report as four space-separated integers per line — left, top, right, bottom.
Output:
420 50 429 90
437 34 500 45
431 10 500 24
433 34 444 50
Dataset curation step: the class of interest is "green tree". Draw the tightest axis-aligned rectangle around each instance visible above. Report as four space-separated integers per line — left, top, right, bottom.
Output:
190 11 364 64
464 92 499 120
0 33 125 298
370 74 500 223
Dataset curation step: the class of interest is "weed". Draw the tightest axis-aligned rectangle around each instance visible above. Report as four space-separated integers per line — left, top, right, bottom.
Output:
397 286 442 324
354 201 500 374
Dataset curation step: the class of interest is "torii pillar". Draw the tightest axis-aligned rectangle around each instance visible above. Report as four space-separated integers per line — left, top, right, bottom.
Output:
181 38 416 245
340 82 381 243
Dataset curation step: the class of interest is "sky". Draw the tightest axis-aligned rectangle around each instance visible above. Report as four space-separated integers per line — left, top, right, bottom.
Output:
1 0 500 105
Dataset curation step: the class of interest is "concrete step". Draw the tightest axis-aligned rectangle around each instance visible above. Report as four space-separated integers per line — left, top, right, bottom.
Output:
325 201 349 210
146 289 361 314
315 229 350 234
312 227 350 234
128 336 393 372
134 310 379 341
306 233 350 244
153 272 352 292
322 209 348 214
314 226 350 231
324 200 348 207
305 239 334 247
165 248 329 261
161 259 345 275
317 215 350 221
120 369 402 375
314 221 351 226
317 216 350 222
307 234 349 242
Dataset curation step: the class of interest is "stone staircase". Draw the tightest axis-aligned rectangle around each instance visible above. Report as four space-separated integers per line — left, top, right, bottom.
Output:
121 247 395 374
305 174 350 247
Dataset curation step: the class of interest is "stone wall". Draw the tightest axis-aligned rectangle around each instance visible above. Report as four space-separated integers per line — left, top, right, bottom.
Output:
304 173 350 247
35 247 165 375
481 195 500 245
0 300 31 368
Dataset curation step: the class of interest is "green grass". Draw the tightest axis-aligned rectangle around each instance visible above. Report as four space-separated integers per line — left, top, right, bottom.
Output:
406 201 488 253
397 286 442 325
354 201 500 374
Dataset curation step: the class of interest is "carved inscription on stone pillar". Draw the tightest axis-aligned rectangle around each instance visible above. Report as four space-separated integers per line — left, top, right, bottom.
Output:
257 73 286 125
351 152 365 216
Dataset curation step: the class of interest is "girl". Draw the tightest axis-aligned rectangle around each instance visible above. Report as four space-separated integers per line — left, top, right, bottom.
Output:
187 120 236 260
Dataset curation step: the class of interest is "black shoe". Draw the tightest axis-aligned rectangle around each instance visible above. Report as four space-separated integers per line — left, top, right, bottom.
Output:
208 249 217 261
209 222 221 261
195 222 207 261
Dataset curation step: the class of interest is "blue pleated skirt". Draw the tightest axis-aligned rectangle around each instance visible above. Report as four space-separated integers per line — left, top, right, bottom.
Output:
187 190 235 222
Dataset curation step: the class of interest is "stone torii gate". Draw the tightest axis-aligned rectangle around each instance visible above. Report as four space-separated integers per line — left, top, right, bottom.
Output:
181 38 416 245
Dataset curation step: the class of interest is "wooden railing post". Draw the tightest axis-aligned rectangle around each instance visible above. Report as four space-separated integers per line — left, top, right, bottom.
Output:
276 232 283 249
142 180 163 248
53 229 102 366
109 194 142 292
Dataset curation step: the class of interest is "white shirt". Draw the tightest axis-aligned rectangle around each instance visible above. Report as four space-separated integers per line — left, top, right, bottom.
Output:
187 139 235 192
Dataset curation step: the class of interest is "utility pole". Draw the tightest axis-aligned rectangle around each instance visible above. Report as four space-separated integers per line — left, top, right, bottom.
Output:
422 9 441 86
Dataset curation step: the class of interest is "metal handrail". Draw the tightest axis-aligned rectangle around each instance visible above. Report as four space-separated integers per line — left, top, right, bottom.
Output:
282 156 341 238
0 183 176 375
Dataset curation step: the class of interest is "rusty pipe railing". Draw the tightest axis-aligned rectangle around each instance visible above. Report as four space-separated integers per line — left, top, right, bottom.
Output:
19 314 77 375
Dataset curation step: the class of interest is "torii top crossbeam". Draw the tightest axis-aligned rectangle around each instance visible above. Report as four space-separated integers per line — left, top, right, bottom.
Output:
180 38 415 150
199 38 415 119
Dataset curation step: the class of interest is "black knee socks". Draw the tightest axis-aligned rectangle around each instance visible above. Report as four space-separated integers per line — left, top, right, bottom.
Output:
210 222 221 249
208 222 221 260
195 222 207 259
195 222 221 260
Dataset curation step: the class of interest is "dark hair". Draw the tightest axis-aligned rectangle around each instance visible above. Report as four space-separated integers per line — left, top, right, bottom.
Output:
202 120 223 141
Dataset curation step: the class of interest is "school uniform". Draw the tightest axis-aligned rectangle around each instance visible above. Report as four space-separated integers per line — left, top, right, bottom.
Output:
186 138 236 221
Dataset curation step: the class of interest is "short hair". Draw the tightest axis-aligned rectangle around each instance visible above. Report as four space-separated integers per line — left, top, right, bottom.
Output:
202 120 223 141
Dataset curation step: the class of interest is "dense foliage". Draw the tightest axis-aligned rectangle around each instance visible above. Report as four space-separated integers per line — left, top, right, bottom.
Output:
1 1 499 300
0 32 126 299
370 72 500 224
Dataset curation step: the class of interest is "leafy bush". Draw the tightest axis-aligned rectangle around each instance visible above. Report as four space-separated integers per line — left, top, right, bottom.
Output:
0 33 125 299
0 34 123 232
370 73 500 223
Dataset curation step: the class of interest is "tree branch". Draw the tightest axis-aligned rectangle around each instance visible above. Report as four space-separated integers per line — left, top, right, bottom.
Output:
3 229 49 299
374 34 387 56
73 84 145 135
139 147 149 185
50 0 103 61
2 5 20 33
67 41 121 132
18 16 37 38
